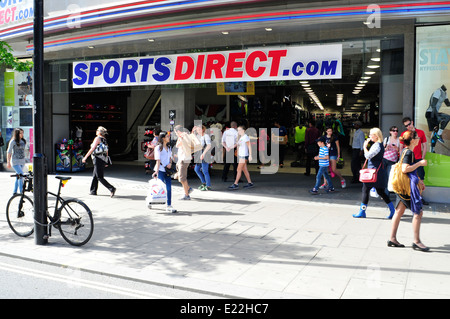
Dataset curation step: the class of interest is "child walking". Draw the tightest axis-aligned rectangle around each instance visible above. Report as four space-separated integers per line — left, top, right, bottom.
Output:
310 136 335 194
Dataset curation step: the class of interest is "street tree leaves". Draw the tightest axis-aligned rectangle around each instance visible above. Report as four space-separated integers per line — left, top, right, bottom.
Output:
0 41 33 71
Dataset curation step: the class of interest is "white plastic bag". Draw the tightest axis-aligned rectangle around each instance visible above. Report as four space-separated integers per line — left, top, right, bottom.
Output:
370 187 379 198
146 178 167 208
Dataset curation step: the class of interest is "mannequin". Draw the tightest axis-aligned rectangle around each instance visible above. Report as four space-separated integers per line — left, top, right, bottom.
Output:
426 84 450 143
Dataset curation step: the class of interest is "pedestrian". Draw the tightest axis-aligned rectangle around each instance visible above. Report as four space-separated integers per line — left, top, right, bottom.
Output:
320 127 346 189
382 126 400 194
221 121 238 182
351 121 365 183
353 128 395 218
152 131 177 213
6 128 28 194
272 120 288 167
194 125 212 191
399 117 428 205
294 123 306 162
304 120 320 176
388 130 429 251
257 128 268 169
144 128 160 172
309 136 334 194
82 126 116 197
174 125 193 200
228 125 254 190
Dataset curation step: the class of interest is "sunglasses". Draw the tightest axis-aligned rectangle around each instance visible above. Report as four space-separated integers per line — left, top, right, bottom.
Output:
391 129 398 132
404 122 412 127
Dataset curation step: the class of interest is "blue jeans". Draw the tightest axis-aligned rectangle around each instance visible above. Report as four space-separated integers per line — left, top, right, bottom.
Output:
194 161 211 187
12 164 25 194
157 170 172 206
314 166 334 190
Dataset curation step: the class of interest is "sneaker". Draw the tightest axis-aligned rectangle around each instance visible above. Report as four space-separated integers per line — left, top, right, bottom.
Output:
166 205 177 213
243 183 254 189
309 188 319 195
326 187 335 193
437 135 445 144
180 195 191 200
205 186 212 191
228 184 239 190
198 184 206 190
319 183 327 189
341 179 346 188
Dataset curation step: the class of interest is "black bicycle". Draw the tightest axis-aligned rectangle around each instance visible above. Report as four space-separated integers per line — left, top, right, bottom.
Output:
6 172 94 246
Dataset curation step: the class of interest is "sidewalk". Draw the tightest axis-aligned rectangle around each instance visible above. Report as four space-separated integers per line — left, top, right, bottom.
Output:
1 163 450 299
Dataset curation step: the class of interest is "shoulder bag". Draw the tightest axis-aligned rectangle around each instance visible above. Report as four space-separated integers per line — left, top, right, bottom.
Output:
390 150 413 195
359 159 382 183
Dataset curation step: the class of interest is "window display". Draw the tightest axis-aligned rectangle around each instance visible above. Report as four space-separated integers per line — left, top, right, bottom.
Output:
416 25 450 187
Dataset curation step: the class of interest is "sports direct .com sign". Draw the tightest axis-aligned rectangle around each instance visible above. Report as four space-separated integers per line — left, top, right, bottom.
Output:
72 44 342 88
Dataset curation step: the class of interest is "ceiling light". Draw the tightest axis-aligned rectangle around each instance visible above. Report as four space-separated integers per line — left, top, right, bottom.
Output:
361 76 371 80
88 46 95 49
301 84 310 87
371 57 380 62
365 71 376 75
367 64 380 69
148 39 155 42
221 31 229 35
299 81 309 84
265 28 272 31
359 80 368 83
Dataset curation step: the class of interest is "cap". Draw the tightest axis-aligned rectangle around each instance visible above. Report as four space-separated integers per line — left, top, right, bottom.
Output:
316 136 327 143
354 121 362 127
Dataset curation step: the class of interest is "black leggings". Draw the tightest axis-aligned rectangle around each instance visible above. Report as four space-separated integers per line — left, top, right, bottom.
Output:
90 157 114 193
362 183 390 205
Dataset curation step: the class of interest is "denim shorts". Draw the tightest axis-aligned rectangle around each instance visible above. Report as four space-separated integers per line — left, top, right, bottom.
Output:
238 155 249 160
329 155 338 161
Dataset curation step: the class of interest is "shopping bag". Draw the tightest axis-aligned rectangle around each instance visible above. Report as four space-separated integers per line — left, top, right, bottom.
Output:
146 178 167 206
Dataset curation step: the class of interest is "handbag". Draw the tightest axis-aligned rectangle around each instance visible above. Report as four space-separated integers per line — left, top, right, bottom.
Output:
93 139 108 155
359 159 382 183
383 149 398 162
164 162 177 176
145 148 154 160
390 150 412 195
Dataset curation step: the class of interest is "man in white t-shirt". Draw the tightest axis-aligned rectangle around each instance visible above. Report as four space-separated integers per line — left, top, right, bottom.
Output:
221 121 238 182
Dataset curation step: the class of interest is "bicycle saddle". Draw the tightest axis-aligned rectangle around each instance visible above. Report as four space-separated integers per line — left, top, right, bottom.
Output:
55 176 72 181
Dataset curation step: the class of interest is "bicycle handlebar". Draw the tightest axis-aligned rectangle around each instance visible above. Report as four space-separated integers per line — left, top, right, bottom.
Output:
10 173 33 179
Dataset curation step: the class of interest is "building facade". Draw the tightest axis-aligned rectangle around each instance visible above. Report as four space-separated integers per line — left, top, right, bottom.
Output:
0 0 449 201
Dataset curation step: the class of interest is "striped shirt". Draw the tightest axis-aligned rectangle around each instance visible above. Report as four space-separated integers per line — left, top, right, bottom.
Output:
318 146 329 167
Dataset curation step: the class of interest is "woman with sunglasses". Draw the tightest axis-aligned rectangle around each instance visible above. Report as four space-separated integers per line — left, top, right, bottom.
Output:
153 131 177 213
383 126 400 194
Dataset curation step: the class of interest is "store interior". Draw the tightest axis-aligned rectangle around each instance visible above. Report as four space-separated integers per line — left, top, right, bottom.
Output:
66 37 397 170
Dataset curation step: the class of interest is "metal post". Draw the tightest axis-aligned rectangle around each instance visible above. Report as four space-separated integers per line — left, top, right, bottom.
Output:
33 0 48 245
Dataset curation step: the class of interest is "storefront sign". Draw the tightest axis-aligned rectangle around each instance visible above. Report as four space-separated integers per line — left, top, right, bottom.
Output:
72 44 342 88
0 0 34 27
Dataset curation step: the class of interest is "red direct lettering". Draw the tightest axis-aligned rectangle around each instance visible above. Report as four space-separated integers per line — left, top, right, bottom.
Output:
245 51 267 78
174 56 195 80
268 50 287 76
195 55 205 79
226 52 245 78
204 54 226 79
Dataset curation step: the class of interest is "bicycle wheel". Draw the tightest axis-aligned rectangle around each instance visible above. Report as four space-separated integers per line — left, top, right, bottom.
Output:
6 193 35 237
57 199 94 246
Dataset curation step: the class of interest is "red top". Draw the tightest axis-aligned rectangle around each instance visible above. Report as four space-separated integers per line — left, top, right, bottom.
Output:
400 129 427 159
